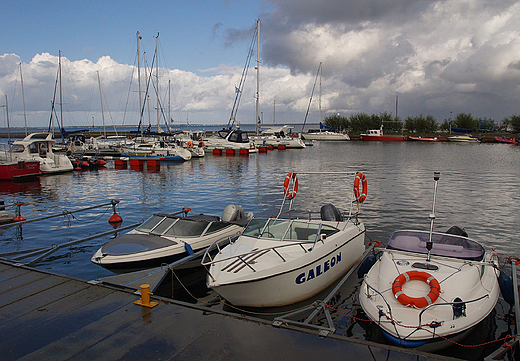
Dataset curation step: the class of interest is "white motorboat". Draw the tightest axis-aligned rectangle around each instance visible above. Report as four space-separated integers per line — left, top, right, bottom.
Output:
92 205 253 273
358 172 500 351
203 128 257 153
202 171 368 307
173 132 206 158
447 134 481 143
302 130 350 141
252 125 306 149
121 139 192 161
3 133 73 174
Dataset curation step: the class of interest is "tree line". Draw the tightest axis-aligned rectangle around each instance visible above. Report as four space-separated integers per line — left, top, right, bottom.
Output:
322 112 520 133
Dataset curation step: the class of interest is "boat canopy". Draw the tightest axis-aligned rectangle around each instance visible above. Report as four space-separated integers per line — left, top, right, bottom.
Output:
387 230 485 261
213 129 250 143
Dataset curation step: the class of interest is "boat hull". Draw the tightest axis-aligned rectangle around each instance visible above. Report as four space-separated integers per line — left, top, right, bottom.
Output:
208 224 365 307
359 247 499 351
302 132 350 141
0 161 40 180
92 224 244 272
407 136 439 142
361 135 406 141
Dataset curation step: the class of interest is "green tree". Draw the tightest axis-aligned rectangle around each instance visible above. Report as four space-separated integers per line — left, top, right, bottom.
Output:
453 113 478 130
503 114 520 133
323 114 349 130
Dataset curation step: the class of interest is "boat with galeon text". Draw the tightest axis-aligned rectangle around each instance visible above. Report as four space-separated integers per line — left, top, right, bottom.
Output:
202 171 368 307
358 172 500 351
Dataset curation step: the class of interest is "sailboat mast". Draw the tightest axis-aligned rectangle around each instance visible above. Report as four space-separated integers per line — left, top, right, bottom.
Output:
156 33 160 132
255 19 260 135
19 63 28 136
137 32 143 139
59 51 64 132
318 62 322 124
4 93 11 147
97 71 106 138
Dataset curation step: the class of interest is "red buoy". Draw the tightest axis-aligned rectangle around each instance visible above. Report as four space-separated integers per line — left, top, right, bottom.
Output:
108 200 123 228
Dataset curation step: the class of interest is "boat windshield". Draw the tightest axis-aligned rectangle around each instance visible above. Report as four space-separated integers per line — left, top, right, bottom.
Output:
387 230 485 261
164 218 210 237
10 144 24 153
242 218 339 241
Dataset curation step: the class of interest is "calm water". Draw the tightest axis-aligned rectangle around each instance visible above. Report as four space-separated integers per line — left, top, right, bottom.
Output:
1 140 519 358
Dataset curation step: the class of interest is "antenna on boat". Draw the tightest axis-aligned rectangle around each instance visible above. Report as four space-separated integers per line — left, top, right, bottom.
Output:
427 171 440 262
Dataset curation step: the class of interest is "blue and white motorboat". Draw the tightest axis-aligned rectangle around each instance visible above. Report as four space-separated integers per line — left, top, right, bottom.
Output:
92 205 252 273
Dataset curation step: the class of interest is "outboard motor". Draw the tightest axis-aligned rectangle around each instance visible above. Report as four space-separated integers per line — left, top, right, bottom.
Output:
452 297 466 319
445 226 468 238
222 205 246 222
320 203 343 222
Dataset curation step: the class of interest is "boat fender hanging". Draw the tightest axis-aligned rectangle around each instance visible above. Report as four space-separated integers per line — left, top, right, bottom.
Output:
498 270 515 305
184 242 194 255
357 254 377 279
392 270 440 308
353 172 368 203
283 172 298 199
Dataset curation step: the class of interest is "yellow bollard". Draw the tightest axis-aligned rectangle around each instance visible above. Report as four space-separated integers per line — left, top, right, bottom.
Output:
134 284 158 308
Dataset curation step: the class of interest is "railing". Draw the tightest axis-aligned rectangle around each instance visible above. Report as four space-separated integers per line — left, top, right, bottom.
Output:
364 279 491 328
201 237 315 282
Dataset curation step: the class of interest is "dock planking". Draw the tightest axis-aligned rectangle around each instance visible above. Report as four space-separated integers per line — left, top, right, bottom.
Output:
0 260 448 361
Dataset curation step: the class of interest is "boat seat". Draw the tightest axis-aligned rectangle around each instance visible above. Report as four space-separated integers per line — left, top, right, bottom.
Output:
320 203 343 222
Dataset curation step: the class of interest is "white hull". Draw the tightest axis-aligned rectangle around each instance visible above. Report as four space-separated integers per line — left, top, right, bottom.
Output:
302 131 350 141
359 242 499 351
92 224 243 270
3 133 73 173
206 221 365 307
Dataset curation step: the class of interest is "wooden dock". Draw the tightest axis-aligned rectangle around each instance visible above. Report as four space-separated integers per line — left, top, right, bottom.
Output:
0 260 449 361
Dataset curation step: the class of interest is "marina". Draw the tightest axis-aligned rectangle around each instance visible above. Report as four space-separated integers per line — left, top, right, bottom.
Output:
1 140 520 360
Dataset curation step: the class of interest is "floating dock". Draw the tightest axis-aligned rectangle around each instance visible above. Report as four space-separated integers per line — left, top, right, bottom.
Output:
0 259 454 361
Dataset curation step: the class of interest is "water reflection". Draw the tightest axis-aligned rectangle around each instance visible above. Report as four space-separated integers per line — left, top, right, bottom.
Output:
1 141 519 359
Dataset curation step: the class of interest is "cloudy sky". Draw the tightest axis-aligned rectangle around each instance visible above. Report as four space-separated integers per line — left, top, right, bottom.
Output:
1 0 520 130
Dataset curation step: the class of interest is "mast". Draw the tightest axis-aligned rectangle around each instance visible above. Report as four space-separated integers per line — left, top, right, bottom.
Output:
273 99 276 125
59 51 64 134
137 32 143 139
4 93 11 149
19 63 28 136
255 19 260 134
168 79 171 126
97 71 106 138
156 33 160 132
318 62 322 124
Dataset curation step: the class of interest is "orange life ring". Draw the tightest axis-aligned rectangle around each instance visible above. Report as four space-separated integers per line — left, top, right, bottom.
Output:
392 270 441 308
353 172 368 203
283 172 298 199
199 141 205 147
186 141 193 149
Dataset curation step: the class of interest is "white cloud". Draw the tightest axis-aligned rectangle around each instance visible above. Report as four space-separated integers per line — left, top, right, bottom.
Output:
3 0 520 130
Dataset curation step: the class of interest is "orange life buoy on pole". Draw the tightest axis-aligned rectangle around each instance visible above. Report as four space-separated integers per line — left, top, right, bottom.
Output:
353 172 368 203
283 172 298 199
392 270 441 308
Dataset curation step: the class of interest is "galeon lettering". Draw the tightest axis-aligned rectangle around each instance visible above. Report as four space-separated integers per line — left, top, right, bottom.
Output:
295 253 342 284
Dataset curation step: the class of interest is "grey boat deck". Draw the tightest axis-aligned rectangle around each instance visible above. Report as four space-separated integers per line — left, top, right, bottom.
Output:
0 260 449 360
